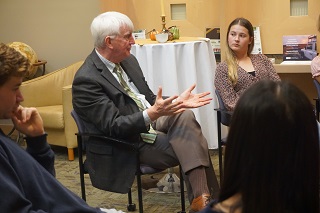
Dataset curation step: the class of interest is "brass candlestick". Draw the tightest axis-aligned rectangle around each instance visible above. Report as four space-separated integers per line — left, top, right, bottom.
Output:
161 15 167 32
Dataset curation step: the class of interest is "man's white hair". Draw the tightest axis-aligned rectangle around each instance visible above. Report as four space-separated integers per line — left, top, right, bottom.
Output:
90 11 134 49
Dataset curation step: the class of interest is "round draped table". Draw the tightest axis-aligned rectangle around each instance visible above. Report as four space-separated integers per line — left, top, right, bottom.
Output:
130 37 219 149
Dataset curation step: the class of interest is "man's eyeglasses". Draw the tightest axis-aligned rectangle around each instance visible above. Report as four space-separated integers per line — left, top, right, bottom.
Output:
111 33 133 42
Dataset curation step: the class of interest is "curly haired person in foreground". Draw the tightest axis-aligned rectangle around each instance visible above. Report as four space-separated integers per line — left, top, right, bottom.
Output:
0 43 123 213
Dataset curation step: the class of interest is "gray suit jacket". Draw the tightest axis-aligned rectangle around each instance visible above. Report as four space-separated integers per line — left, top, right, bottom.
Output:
72 50 156 193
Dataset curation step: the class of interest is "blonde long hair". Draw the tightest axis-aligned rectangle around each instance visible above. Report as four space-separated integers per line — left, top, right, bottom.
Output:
225 18 255 85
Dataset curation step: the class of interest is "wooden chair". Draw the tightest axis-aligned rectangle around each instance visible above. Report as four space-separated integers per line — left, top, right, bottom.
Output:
71 110 186 213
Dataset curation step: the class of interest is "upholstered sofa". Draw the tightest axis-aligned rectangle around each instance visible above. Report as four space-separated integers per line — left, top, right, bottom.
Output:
20 61 84 161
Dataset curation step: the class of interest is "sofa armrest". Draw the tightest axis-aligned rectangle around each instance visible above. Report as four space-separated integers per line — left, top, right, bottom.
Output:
62 85 77 148
21 61 83 107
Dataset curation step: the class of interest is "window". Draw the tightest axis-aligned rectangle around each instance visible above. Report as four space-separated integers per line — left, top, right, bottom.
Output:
290 0 308 16
171 4 186 20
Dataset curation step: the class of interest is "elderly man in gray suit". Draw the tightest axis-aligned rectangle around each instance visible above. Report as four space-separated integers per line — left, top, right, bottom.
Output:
72 11 219 212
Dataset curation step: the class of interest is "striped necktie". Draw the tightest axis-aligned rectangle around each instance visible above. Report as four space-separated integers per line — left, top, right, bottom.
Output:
114 64 157 143
114 64 144 110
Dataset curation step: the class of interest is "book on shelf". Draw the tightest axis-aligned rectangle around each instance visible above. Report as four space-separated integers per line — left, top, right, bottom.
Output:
206 28 221 61
282 34 317 63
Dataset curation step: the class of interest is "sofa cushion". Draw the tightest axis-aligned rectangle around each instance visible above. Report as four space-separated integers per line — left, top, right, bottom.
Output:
37 105 64 129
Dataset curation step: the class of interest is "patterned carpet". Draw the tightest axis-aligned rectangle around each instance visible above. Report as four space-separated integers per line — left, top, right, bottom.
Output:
53 146 220 213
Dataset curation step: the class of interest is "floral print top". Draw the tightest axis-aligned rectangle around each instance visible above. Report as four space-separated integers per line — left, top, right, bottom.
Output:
214 54 281 111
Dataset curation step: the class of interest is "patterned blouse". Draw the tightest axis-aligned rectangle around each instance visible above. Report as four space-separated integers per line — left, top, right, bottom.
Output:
214 54 281 111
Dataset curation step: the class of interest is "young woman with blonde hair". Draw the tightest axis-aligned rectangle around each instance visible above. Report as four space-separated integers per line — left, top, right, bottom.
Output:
215 17 280 111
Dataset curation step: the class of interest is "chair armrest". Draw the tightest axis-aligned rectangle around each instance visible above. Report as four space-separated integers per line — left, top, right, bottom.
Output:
214 108 233 126
214 108 233 116
75 133 137 150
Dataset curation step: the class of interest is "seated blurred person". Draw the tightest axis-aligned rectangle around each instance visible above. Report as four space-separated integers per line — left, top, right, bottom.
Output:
311 14 320 83
0 43 123 213
72 11 219 212
200 80 319 213
311 53 320 83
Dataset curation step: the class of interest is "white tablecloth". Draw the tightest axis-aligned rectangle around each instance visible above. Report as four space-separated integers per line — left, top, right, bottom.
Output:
130 37 218 148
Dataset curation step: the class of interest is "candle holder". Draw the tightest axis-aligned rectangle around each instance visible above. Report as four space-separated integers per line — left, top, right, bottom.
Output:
161 15 167 32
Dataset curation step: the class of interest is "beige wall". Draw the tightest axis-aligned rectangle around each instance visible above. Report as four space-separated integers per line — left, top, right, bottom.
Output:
219 0 320 57
1 0 319 73
103 0 319 57
102 0 220 38
0 0 100 72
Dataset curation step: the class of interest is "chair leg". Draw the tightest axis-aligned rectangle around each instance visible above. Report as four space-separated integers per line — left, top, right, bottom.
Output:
178 165 186 213
217 111 223 183
127 189 136 212
77 136 86 201
134 152 144 213
136 172 143 213
68 148 75 161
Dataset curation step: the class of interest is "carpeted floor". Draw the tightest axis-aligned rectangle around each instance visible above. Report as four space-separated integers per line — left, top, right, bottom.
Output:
52 146 220 213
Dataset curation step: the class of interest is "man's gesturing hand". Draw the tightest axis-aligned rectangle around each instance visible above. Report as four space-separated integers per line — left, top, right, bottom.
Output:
146 84 212 121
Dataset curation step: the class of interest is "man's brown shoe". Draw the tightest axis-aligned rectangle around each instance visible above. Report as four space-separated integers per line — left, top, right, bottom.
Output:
190 193 211 212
